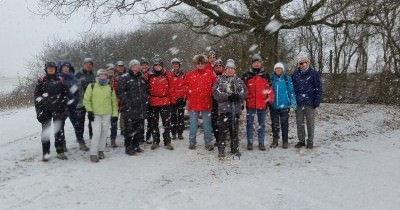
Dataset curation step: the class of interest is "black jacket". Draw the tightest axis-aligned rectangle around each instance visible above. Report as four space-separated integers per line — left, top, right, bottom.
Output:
34 75 68 123
117 71 149 120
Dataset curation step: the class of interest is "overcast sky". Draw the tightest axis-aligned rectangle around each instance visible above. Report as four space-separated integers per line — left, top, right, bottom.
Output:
0 0 141 77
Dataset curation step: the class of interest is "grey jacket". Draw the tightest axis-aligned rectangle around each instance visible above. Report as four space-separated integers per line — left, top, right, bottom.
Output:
212 75 247 115
75 68 96 109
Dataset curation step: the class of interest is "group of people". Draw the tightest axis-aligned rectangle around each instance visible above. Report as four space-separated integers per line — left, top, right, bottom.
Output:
34 50 322 162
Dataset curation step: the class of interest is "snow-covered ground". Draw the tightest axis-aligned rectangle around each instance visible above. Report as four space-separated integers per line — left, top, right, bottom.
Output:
1 103 400 210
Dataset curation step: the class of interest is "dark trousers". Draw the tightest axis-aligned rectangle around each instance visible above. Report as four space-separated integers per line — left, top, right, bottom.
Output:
123 118 144 150
67 105 80 140
110 115 118 139
41 117 66 154
145 110 152 141
149 105 171 145
171 99 185 136
211 103 220 143
76 107 92 142
218 113 239 153
270 108 289 143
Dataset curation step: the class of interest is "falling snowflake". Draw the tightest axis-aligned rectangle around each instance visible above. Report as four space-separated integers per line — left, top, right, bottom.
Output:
169 47 180 55
249 44 258 52
172 35 178 40
265 19 282 34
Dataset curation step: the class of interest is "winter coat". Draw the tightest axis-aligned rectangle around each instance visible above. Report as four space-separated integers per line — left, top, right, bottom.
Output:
75 68 96 109
184 68 216 111
271 72 297 110
148 70 174 106
117 70 149 120
34 75 69 123
170 70 187 104
213 75 248 115
58 72 80 108
242 68 274 110
83 80 118 117
292 67 322 108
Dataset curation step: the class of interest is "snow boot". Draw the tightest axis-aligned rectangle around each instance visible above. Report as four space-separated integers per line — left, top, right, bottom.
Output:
178 134 184 140
90 155 99 163
125 148 136 156
205 144 214 151
218 150 225 159
134 147 144 153
270 138 279 148
151 142 160 150
295 142 306 148
171 134 177 140
259 143 266 151
42 153 50 162
188 144 196 150
98 151 105 159
79 142 89 151
165 142 174 150
306 142 314 149
111 139 117 148
247 144 253 151
57 153 68 160
282 141 289 149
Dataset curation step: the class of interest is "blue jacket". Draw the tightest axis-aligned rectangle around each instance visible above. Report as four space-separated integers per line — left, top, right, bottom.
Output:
271 73 297 110
57 61 80 108
292 67 322 108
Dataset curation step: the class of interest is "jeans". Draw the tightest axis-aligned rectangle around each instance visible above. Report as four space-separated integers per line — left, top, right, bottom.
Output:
171 99 185 136
67 105 80 140
296 105 315 144
246 108 266 144
270 108 289 142
189 111 213 146
110 116 118 140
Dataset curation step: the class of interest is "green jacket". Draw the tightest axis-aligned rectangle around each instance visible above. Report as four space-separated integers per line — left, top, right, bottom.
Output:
83 80 118 117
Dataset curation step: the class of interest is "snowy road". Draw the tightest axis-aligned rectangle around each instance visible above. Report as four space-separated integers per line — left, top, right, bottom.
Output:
1 104 400 210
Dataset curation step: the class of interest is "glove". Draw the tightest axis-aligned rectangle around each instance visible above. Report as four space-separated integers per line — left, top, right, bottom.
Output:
228 94 240 102
290 107 295 113
88 111 95 122
111 116 118 123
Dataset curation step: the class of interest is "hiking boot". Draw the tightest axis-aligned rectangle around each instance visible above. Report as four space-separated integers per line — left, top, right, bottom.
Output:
125 148 136 156
171 134 177 140
79 143 89 151
98 151 105 159
188 144 196 150
63 142 68 152
247 144 253 151
270 138 279 148
259 143 266 151
111 139 117 148
282 141 289 149
90 155 99 163
218 150 225 158
151 143 160 150
295 142 306 148
205 144 214 151
306 143 314 149
165 142 174 150
56 153 68 160
134 147 144 153
42 153 50 162
178 134 184 140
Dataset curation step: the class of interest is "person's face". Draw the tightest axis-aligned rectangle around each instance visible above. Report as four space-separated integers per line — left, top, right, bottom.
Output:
131 66 140 73
46 67 56 75
209 56 216 65
298 60 310 71
154 64 163 71
61 66 69 74
195 62 207 70
98 74 108 80
225 68 236 77
274 67 283 76
107 68 115 77
172 63 180 71
83 62 93 71
141 64 149 71
117 65 125 73
213 63 224 74
252 61 262 69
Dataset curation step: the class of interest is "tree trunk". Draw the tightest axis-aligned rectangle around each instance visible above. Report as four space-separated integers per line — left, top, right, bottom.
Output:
255 31 279 73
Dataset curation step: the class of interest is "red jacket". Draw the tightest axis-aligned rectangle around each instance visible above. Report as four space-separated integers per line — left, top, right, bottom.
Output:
243 69 274 109
206 62 214 73
148 70 174 106
184 68 216 111
170 70 187 104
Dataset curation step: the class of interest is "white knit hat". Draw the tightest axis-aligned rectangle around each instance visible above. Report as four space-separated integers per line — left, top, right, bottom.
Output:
274 62 285 71
225 59 236 69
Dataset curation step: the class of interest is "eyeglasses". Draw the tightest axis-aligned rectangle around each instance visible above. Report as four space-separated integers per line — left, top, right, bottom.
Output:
215 64 222 67
299 62 308 65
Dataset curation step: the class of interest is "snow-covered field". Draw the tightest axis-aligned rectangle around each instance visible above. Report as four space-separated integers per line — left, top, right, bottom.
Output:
1 103 400 210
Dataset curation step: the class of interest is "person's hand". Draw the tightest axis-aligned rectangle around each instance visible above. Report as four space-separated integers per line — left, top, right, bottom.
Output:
290 107 295 113
88 111 95 122
228 93 240 102
111 116 118 123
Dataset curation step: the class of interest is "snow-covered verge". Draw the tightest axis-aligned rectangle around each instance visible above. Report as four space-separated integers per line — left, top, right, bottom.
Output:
1 104 400 210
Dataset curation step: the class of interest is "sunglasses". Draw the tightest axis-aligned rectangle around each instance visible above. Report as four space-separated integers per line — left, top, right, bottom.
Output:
215 64 222 67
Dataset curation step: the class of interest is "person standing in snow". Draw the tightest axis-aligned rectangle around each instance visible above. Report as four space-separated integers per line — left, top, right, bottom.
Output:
34 62 69 161
211 58 224 146
292 55 322 149
74 58 95 151
213 59 247 158
169 58 187 140
117 59 148 156
269 62 297 149
106 63 119 148
140 57 153 144
184 54 217 150
242 54 274 151
147 57 174 150
206 49 218 73
83 69 118 162
115 60 126 136
57 60 79 152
